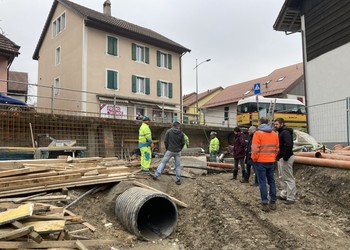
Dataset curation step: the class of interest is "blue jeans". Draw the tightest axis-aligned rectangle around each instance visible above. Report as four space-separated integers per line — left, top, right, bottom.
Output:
155 150 181 182
254 162 276 204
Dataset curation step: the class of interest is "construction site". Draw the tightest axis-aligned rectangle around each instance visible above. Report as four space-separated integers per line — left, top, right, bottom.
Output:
0 110 350 250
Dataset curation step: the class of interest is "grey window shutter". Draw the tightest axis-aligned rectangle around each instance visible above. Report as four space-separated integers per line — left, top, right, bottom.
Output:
145 78 150 95
157 51 161 67
168 54 172 69
132 75 137 93
132 43 136 61
107 70 117 89
145 47 149 64
168 82 173 98
157 80 161 96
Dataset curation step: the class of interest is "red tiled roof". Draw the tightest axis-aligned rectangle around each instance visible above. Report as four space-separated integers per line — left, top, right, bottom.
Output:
183 87 223 107
33 0 190 59
203 63 303 108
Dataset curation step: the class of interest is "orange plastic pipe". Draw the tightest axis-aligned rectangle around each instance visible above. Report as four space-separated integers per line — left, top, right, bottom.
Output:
295 156 350 170
207 162 233 169
295 152 350 161
294 152 321 158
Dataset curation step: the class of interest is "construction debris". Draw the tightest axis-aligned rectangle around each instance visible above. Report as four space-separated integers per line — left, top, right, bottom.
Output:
0 157 140 198
0 157 143 248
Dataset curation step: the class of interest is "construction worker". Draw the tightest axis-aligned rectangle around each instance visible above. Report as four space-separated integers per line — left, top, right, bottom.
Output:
251 117 279 212
183 133 190 149
151 122 185 185
209 131 220 162
274 117 296 205
138 116 154 173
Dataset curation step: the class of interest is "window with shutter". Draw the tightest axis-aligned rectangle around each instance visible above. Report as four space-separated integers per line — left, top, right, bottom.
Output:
132 75 149 94
132 43 148 63
107 36 118 56
157 51 172 69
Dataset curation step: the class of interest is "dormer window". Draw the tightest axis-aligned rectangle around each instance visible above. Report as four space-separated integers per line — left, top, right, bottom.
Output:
53 12 66 37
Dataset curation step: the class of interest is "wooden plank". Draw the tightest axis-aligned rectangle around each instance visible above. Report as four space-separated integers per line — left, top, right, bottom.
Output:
0 240 120 249
0 203 34 226
11 221 43 243
75 239 90 249
57 167 106 175
0 158 67 169
68 228 89 234
13 192 47 203
0 173 82 189
0 226 34 241
0 175 135 197
64 210 96 232
21 220 66 233
0 171 58 182
133 181 188 208
0 166 51 178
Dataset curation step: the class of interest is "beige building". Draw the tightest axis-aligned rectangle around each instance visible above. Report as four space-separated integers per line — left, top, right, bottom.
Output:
33 0 190 121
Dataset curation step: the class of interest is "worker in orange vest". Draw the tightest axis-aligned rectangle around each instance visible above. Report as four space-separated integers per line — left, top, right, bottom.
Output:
251 117 279 212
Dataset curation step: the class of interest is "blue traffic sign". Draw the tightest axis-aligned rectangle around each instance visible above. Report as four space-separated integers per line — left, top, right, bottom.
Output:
254 83 261 95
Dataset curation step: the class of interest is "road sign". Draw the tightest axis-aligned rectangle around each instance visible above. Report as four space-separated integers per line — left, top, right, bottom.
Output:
254 83 261 95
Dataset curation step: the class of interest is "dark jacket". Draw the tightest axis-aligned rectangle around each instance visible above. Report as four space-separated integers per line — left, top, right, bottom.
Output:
276 126 294 161
233 132 246 159
164 127 185 152
245 134 254 165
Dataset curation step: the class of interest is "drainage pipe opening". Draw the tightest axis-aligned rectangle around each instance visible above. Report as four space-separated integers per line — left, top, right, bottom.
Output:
115 187 178 241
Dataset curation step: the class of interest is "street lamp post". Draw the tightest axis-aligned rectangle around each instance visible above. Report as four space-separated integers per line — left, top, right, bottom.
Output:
194 58 211 124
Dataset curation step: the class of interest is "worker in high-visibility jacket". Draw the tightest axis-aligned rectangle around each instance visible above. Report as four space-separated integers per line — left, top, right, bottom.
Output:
138 116 154 172
209 131 220 162
183 133 190 149
251 117 279 212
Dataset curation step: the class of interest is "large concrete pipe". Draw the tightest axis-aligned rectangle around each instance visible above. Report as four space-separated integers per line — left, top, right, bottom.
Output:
115 187 178 241
295 156 350 170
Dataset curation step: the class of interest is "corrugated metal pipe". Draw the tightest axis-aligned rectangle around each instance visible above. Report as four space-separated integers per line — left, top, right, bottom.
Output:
115 187 178 241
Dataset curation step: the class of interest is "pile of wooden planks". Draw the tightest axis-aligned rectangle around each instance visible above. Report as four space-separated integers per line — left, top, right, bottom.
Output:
0 157 141 198
0 201 119 249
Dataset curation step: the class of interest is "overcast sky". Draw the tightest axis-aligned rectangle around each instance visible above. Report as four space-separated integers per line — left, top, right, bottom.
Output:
0 0 302 95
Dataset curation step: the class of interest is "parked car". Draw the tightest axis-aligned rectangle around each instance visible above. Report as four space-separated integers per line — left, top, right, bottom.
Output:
0 93 31 112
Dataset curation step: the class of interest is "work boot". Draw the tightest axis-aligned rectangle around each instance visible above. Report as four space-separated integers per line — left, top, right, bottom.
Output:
261 203 270 212
269 201 277 210
175 180 182 185
232 170 238 180
240 178 249 183
149 173 158 180
245 172 250 182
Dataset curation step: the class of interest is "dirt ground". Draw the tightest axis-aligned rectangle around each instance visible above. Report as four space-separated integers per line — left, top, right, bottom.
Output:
67 161 350 250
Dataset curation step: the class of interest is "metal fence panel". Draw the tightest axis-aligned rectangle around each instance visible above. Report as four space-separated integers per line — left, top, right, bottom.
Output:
307 98 349 146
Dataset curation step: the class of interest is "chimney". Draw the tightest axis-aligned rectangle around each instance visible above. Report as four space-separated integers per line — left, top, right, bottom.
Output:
103 0 111 16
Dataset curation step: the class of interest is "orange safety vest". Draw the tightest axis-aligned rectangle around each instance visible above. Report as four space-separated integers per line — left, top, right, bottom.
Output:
251 130 279 163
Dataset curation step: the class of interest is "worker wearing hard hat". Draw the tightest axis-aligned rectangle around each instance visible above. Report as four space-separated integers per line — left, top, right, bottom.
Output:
209 131 220 162
138 116 154 172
